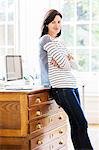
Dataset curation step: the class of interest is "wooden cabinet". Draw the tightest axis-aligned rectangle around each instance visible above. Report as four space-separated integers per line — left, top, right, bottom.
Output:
0 88 68 150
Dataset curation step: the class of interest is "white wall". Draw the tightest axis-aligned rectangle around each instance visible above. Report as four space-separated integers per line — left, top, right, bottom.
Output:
19 0 50 77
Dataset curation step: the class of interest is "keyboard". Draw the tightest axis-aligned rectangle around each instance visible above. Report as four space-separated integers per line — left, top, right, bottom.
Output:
5 85 33 90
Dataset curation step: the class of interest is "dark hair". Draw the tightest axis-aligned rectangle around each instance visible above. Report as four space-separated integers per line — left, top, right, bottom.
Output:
40 9 62 37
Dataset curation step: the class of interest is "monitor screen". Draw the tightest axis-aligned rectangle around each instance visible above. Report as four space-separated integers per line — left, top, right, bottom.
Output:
6 55 23 81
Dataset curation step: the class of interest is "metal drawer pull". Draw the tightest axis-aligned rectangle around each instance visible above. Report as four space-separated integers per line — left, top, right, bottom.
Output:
49 118 53 122
36 110 41 116
37 139 43 145
59 139 64 145
35 98 41 103
59 129 63 134
58 115 63 120
36 123 42 129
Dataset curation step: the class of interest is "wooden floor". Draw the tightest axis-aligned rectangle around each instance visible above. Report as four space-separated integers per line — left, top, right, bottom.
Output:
67 124 99 150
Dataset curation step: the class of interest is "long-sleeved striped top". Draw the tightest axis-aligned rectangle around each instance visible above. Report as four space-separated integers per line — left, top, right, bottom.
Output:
39 34 78 88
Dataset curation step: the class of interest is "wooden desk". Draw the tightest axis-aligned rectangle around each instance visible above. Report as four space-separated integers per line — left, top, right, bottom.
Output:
0 87 68 150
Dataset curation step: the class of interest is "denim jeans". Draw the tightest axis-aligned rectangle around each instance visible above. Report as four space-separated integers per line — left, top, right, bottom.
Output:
52 88 93 150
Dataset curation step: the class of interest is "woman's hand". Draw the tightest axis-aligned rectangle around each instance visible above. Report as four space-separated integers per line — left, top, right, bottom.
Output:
50 58 60 68
67 54 74 61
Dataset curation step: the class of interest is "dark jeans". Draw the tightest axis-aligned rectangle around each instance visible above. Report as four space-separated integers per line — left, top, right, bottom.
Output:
51 88 93 150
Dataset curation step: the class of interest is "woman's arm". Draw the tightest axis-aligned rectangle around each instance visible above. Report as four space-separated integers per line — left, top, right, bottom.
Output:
44 41 71 70
50 53 78 70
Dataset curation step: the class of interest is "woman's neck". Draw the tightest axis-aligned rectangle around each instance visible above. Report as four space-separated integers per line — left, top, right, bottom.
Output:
48 34 56 40
48 32 57 38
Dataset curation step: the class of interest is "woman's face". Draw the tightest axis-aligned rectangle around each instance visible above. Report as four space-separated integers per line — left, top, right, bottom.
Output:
48 15 61 38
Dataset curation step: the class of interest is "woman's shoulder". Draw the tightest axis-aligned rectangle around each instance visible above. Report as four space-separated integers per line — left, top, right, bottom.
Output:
39 34 52 46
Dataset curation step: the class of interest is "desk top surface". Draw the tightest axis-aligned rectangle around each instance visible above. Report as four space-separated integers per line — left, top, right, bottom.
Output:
0 85 50 93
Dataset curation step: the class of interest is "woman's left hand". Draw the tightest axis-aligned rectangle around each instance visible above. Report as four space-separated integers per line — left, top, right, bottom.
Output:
50 58 60 68
67 54 74 61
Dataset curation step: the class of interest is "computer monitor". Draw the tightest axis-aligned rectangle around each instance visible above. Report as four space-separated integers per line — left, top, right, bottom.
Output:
6 55 23 81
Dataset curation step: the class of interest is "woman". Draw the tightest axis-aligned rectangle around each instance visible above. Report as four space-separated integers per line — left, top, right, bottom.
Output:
39 9 93 150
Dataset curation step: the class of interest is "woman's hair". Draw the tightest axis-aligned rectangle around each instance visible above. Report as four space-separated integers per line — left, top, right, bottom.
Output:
40 9 62 37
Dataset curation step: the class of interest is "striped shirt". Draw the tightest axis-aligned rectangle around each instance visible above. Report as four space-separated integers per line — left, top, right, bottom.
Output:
39 34 78 88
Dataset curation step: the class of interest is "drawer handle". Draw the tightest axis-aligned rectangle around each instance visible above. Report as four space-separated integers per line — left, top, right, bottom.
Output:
59 129 63 134
36 123 42 129
59 139 64 145
37 139 43 145
36 110 41 116
58 115 63 120
35 98 41 103
49 118 53 122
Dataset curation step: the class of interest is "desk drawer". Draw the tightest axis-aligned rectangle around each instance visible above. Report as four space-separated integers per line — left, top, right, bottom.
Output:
28 101 59 120
50 134 67 150
31 132 50 149
33 134 67 150
29 112 66 133
28 92 49 107
50 124 67 140
30 124 67 149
